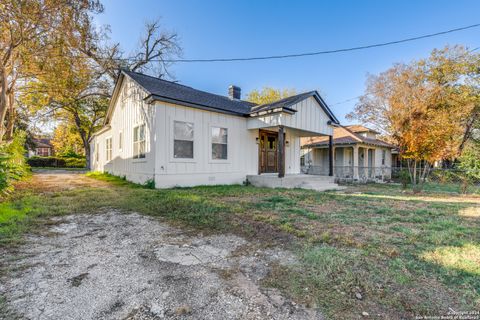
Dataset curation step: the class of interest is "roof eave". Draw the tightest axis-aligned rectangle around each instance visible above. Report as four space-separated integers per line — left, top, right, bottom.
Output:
145 94 248 117
249 107 297 117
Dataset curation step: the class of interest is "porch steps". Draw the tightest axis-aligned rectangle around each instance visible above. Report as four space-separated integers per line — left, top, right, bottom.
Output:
246 174 345 192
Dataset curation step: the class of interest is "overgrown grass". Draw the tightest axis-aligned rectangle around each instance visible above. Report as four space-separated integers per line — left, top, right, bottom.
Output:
1 172 479 319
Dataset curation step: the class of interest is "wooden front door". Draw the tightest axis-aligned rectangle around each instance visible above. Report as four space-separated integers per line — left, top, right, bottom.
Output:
259 130 278 173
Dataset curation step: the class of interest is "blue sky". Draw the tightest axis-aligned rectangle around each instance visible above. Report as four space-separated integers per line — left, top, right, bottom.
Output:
96 0 479 124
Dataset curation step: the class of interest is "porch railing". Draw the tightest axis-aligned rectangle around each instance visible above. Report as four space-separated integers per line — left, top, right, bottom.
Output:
302 165 392 182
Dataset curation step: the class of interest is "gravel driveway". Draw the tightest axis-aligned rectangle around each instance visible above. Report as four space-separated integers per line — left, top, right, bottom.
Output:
1 171 323 319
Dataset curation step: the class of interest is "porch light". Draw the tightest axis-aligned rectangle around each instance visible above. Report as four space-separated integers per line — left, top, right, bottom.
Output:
256 137 259 144
286 140 290 147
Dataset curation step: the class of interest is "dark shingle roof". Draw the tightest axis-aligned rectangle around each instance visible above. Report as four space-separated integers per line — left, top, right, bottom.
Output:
250 92 315 114
124 70 256 116
33 138 52 148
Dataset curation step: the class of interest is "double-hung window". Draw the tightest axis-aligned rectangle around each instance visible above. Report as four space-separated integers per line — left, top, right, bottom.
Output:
382 150 386 166
173 121 194 159
211 127 227 160
133 124 146 159
105 137 112 162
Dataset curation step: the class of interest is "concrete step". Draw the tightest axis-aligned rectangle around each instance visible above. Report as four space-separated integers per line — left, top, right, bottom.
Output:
247 174 342 191
300 181 346 192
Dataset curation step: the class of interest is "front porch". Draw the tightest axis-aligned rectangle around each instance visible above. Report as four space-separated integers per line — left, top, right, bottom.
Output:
247 173 343 191
302 145 392 182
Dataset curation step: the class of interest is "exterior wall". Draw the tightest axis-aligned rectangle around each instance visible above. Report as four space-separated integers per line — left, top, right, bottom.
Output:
90 76 156 184
247 96 334 136
284 128 301 174
152 101 259 188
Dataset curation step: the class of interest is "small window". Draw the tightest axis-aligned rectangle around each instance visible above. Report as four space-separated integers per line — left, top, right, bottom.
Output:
300 155 305 166
133 124 146 159
106 137 112 162
174 121 194 159
211 127 227 160
119 131 123 150
382 150 386 166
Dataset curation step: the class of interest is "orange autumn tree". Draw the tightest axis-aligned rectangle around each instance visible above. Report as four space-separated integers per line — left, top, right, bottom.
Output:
348 46 479 191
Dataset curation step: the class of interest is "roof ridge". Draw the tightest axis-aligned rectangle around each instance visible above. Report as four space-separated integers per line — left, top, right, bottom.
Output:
339 126 364 142
123 69 256 107
122 69 196 90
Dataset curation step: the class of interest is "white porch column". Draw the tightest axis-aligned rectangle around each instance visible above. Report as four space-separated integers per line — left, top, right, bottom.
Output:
364 148 370 178
353 145 359 180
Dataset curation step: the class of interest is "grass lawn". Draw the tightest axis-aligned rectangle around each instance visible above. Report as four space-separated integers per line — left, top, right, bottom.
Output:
1 172 479 319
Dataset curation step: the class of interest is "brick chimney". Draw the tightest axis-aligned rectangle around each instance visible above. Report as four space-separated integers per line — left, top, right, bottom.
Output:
228 85 241 100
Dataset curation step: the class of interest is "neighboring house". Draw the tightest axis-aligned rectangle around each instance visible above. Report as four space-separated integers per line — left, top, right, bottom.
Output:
301 125 395 181
90 70 341 189
28 138 54 157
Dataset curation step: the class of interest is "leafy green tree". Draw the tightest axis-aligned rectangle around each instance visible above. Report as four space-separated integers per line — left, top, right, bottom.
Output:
0 0 103 142
348 46 480 191
246 87 296 105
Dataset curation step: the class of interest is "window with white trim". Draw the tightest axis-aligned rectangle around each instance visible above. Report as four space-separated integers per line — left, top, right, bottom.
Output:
173 121 194 159
105 137 112 162
211 127 227 160
133 124 146 159
382 150 386 166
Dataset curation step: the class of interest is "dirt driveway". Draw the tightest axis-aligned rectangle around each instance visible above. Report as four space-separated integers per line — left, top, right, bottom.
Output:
1 171 322 319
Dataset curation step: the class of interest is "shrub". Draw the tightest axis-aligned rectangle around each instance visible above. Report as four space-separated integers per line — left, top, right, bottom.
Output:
27 156 86 168
0 132 30 195
398 169 410 189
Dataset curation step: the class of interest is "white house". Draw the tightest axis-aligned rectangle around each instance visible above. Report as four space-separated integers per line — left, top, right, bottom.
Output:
301 125 395 182
90 70 341 189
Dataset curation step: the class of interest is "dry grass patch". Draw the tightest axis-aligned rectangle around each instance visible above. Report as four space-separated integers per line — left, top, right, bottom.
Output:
421 243 480 275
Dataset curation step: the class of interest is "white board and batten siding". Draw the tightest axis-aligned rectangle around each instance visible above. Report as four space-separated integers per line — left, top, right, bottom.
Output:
247 96 333 137
90 76 156 184
153 101 258 187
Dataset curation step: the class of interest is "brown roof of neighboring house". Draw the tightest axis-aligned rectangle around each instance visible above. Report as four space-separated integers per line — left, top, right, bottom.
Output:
301 125 395 149
33 138 53 148
344 124 379 134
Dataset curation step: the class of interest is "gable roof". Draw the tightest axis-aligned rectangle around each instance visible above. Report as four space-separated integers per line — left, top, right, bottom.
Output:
344 125 379 134
104 70 339 125
302 125 395 149
124 70 256 116
33 138 53 148
249 91 339 124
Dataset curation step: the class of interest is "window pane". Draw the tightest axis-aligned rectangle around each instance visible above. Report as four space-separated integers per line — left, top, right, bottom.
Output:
139 141 145 158
174 121 193 140
212 127 227 144
133 127 138 142
212 143 227 160
134 142 139 158
174 140 193 158
139 125 145 140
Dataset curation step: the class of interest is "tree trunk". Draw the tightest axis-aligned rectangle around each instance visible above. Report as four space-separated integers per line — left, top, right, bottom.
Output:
72 110 91 170
0 67 9 142
5 91 15 140
84 141 91 170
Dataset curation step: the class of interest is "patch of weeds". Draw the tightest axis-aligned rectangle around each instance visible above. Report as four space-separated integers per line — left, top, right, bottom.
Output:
0 201 32 244
143 178 155 189
285 208 318 220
